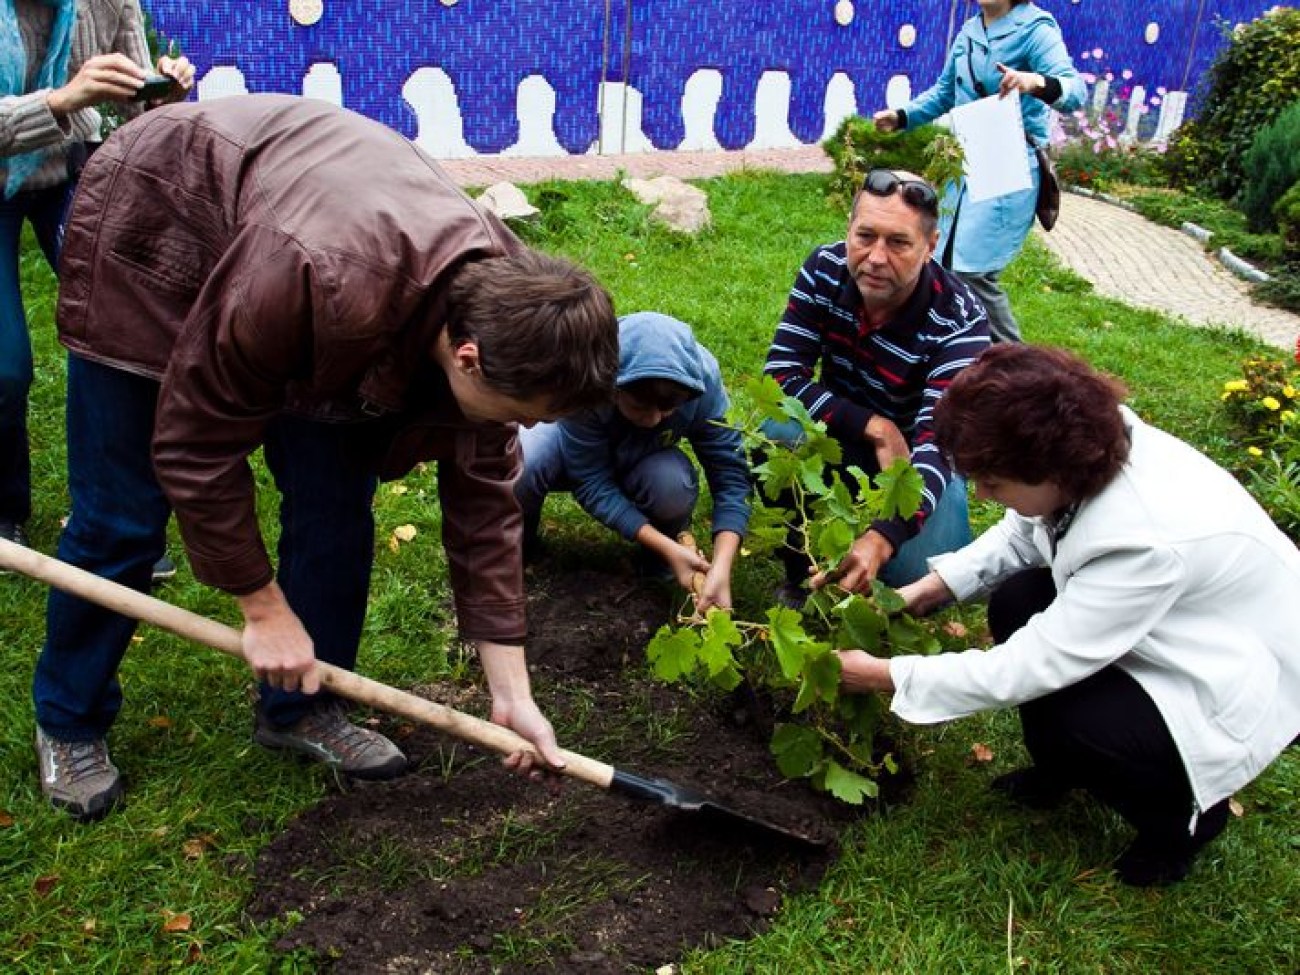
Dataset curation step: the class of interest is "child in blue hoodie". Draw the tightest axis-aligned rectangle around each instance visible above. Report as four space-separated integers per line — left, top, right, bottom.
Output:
516 312 750 611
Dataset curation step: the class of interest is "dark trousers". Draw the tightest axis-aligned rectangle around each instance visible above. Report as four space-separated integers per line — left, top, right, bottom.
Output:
33 355 378 740
0 182 74 524
989 568 1229 850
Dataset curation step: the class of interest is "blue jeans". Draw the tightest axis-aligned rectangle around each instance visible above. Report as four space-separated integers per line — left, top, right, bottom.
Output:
33 355 379 741
515 421 699 540
0 182 73 523
760 417 971 588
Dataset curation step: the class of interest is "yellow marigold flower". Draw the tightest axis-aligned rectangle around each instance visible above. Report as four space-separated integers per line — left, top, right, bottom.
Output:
1285 385 1298 399
1283 410 1296 422
1223 379 1249 392
1262 396 1282 411
1247 446 1264 457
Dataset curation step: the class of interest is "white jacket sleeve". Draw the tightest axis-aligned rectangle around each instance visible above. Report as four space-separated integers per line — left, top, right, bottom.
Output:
890 542 1188 724
928 509 1047 601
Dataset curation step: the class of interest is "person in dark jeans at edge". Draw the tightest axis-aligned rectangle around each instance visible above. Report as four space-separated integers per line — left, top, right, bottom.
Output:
0 0 192 583
31 95 620 821
762 169 990 607
840 344 1300 886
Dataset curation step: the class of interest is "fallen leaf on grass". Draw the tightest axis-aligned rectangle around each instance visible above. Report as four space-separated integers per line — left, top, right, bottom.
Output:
161 912 192 934
389 483 410 496
82 918 97 934
148 715 173 729
970 742 995 763
33 875 59 897
182 834 217 860
1229 797 1245 818
942 621 968 638
0 810 14 828
388 523 418 552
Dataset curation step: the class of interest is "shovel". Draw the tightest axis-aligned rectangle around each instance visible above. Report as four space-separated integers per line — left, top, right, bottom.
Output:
0 539 826 848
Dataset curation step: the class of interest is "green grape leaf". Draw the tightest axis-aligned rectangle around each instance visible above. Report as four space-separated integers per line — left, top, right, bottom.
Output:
798 454 830 496
792 649 842 714
810 517 855 566
888 616 942 655
752 452 801 499
767 607 828 682
771 723 824 779
807 430 843 466
822 759 879 805
711 662 744 692
870 579 907 614
745 375 787 421
780 395 822 433
835 595 887 651
698 611 742 678
646 625 701 682
819 478 859 525
844 737 876 767
875 459 924 520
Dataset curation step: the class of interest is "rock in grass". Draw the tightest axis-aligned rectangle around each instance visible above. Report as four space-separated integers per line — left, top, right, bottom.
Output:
623 175 711 234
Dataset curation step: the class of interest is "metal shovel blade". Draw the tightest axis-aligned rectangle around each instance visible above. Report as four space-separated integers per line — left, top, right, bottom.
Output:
609 768 829 849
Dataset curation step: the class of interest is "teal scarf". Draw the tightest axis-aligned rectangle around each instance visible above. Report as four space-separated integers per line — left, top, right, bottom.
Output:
1 0 78 198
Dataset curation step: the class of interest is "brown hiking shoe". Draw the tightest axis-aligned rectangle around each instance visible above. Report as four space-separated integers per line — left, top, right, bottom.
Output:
35 727 123 822
253 701 408 780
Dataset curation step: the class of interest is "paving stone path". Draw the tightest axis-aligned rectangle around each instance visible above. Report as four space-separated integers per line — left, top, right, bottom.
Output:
1037 192 1300 351
442 148 1300 353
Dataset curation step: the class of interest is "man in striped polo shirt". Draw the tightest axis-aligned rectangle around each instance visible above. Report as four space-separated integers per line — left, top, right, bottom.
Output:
763 169 991 605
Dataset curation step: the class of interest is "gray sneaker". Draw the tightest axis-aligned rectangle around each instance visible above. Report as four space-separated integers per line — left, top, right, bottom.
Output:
253 701 408 780
35 727 123 822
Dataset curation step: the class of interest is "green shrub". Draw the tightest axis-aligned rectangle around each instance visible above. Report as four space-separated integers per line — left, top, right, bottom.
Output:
1276 180 1300 263
1164 7 1300 199
1254 265 1300 315
1255 182 1300 313
1240 99 1300 232
821 116 960 212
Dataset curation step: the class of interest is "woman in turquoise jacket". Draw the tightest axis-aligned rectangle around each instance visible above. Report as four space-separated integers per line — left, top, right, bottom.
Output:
874 0 1084 343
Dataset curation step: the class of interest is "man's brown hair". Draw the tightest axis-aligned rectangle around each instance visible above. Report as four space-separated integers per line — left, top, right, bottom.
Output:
445 250 619 414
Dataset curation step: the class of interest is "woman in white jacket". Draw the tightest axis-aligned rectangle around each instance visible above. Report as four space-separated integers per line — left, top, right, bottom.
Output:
839 344 1300 886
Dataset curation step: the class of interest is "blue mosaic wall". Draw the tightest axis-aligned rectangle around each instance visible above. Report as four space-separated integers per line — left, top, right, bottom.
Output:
143 0 1281 153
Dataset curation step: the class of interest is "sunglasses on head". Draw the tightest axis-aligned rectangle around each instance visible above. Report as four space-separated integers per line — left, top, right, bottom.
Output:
861 169 939 215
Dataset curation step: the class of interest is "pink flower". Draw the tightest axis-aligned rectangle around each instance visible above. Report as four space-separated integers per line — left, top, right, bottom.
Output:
1081 51 1091 60
1151 96 1162 106
1092 47 1105 58
1081 71 1097 84
1157 86 1167 95
1122 69 1133 80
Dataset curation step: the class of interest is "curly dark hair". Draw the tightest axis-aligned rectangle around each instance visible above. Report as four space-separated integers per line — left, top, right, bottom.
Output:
934 344 1131 502
444 250 618 414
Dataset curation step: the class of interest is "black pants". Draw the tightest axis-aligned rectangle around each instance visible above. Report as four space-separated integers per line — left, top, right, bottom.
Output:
989 569 1229 851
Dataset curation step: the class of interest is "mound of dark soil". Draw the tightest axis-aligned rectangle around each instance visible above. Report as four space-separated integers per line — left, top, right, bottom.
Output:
248 564 875 973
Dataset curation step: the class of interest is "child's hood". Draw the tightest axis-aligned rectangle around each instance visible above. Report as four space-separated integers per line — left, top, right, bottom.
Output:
615 311 709 395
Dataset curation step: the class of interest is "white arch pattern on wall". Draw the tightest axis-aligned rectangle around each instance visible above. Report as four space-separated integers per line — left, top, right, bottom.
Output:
192 49 1187 160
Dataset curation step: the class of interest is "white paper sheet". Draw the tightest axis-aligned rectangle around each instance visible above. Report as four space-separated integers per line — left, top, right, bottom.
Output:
947 91 1032 203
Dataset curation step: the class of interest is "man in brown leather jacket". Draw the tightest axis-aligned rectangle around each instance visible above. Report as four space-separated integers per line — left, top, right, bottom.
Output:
31 95 620 821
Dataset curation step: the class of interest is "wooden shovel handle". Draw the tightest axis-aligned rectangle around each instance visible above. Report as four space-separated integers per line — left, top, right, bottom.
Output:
0 538 615 789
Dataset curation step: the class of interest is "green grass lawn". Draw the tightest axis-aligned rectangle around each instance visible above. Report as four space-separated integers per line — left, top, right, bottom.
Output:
1 171 1296 973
